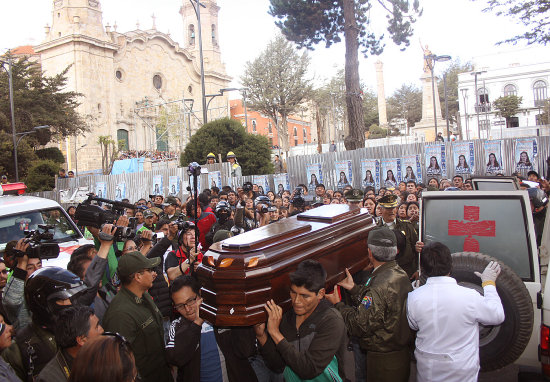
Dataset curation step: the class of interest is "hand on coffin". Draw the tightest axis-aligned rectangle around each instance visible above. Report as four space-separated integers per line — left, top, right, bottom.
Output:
337 268 355 291
325 289 341 305
193 297 204 326
265 300 284 344
410 271 419 281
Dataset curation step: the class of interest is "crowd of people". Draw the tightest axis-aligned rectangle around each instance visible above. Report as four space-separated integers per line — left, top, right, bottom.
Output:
118 150 179 161
0 166 548 382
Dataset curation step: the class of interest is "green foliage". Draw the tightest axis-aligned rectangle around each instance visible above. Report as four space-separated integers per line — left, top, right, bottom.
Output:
25 160 59 192
493 95 523 121
35 147 65 164
0 131 38 181
437 59 473 122
481 0 550 45
367 124 400 139
241 35 313 152
181 118 273 176
387 84 423 129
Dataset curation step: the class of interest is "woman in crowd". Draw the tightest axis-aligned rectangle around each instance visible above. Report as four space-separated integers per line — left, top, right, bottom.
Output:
363 198 376 216
266 191 275 201
428 177 439 189
407 201 420 229
398 203 409 220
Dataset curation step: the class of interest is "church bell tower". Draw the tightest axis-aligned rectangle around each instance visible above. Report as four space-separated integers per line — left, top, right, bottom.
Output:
45 0 108 42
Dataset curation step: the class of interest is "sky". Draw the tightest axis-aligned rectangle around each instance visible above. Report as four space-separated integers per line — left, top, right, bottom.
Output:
1 0 550 97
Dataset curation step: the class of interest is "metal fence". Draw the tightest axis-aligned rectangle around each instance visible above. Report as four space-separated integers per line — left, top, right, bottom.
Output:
31 136 549 207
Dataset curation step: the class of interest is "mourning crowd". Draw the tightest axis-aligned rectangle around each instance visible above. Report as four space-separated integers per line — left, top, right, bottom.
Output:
0 161 548 382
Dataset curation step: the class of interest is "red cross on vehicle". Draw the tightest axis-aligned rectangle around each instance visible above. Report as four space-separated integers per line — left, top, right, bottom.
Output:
448 205 496 252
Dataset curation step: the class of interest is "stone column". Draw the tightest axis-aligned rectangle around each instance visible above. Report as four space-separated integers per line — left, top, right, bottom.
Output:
374 60 388 127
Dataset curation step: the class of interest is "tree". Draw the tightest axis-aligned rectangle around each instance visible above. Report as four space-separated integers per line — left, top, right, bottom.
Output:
241 35 313 153
180 118 273 176
387 84 423 131
35 147 65 164
0 55 87 180
481 0 550 45
0 131 37 180
493 95 523 128
98 135 120 175
25 160 59 192
437 59 473 123
269 0 421 151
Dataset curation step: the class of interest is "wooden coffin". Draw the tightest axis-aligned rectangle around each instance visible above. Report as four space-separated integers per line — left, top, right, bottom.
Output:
196 204 376 326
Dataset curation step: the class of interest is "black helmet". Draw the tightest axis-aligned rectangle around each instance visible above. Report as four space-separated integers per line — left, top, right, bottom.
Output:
528 187 549 209
254 195 271 206
215 201 231 214
25 267 86 329
178 221 197 243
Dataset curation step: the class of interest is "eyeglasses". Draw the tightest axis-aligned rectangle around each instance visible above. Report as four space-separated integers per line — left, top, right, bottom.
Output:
0 270 8 275
103 331 130 346
174 296 198 310
124 246 138 252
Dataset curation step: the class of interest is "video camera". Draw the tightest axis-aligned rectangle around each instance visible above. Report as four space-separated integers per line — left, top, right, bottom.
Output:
290 187 305 207
75 194 137 240
21 225 60 259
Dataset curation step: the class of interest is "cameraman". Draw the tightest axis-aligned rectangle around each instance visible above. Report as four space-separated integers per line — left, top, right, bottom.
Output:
165 222 203 282
205 201 234 247
186 198 216 251
288 187 307 216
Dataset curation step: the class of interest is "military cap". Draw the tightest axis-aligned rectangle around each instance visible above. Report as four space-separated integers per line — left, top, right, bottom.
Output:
164 196 178 206
311 196 324 206
143 209 155 218
378 194 399 208
367 227 397 247
117 251 160 277
344 188 364 202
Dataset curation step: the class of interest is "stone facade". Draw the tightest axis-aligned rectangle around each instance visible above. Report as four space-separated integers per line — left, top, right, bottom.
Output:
33 0 230 173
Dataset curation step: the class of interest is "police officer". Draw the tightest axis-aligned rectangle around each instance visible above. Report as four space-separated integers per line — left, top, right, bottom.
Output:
325 227 413 382
227 151 242 177
376 194 419 279
344 189 363 209
206 152 216 165
159 196 183 222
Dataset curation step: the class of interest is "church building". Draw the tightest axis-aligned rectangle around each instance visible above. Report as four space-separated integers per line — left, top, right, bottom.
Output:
31 0 231 173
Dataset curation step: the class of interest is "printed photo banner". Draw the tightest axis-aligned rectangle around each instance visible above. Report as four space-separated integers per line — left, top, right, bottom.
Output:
114 183 126 201
152 175 163 196
425 144 447 178
168 176 180 196
401 155 422 183
306 163 323 191
274 173 290 195
254 175 271 193
74 187 90 203
360 159 380 190
515 138 538 173
335 160 353 191
381 158 401 188
483 140 504 175
208 172 222 190
95 182 106 199
452 141 475 175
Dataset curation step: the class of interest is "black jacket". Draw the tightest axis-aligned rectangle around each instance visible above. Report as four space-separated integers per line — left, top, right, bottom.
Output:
146 237 173 317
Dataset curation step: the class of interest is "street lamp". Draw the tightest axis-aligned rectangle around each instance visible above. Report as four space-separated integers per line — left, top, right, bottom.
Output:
205 87 248 127
460 88 469 140
15 125 50 181
0 57 18 181
75 143 87 177
471 70 487 139
188 0 208 125
424 53 451 139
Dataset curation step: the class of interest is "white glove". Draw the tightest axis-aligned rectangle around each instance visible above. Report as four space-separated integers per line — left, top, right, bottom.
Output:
474 261 501 284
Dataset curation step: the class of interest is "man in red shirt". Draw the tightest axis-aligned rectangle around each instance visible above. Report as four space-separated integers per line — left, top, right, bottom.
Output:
186 198 217 251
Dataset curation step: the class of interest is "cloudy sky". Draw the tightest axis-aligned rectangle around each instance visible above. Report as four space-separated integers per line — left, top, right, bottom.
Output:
2 0 549 96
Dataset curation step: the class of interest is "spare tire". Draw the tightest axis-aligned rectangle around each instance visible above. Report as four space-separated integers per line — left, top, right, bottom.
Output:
449 252 533 371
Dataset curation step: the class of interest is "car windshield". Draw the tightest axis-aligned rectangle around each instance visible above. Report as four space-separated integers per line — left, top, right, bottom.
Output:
0 208 80 251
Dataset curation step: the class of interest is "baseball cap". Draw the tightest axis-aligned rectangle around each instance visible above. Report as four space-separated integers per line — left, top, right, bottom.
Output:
117 252 160 277
367 227 397 247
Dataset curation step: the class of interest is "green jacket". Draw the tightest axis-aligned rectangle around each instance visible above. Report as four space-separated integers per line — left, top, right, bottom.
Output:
335 261 413 353
377 218 419 277
102 287 171 382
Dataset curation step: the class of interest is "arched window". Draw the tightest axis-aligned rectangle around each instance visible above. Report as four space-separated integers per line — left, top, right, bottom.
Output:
302 128 307 143
478 88 489 104
211 24 217 45
268 122 272 134
504 84 517 97
533 80 547 107
117 129 129 150
252 120 257 132
189 24 195 45
293 127 298 136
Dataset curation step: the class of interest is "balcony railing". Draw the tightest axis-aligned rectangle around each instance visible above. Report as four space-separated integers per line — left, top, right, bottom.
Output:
474 103 492 113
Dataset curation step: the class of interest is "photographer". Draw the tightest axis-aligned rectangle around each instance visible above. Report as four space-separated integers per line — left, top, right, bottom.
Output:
186 198 216 251
205 201 234 247
288 187 307 216
165 222 203 282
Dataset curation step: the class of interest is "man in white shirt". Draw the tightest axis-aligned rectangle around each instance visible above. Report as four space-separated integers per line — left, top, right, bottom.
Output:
407 242 505 382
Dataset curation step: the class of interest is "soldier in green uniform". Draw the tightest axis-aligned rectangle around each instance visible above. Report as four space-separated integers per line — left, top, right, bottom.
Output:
344 189 363 209
159 196 184 222
326 227 413 382
376 194 419 279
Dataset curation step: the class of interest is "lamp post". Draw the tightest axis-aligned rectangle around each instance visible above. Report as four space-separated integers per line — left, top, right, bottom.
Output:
205 87 248 128
424 53 451 139
471 70 486 139
75 143 87 177
443 73 450 138
460 88 469 140
205 87 239 119
189 0 208 125
0 57 18 181
14 125 50 181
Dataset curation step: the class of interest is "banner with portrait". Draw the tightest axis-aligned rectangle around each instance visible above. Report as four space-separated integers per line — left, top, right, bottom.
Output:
334 160 353 191
254 175 270 194
515 138 538 173
114 183 126 201
74 187 90 203
425 143 447 178
401 155 422 183
380 158 401 188
452 141 475 175
168 176 180 196
95 182 106 199
360 159 380 190
483 140 504 175
274 173 290 195
306 163 323 191
151 175 163 196
208 172 222 190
